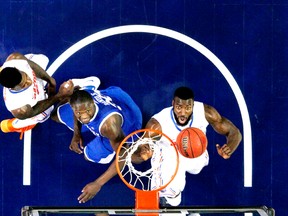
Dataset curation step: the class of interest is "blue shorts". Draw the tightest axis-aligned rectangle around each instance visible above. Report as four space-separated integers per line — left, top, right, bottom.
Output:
84 135 115 164
57 103 115 164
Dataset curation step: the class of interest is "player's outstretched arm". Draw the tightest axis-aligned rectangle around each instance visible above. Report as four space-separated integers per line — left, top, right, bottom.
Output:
69 114 84 154
78 114 127 203
10 80 74 119
204 104 242 159
78 160 118 203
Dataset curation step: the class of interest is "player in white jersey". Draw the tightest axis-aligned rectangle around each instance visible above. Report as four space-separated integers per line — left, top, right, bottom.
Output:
133 86 242 207
0 52 73 138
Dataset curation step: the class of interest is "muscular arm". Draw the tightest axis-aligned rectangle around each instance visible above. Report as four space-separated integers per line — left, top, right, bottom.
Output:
145 117 162 131
10 80 74 119
100 114 125 151
69 113 84 154
78 114 125 203
10 97 60 119
129 118 161 163
204 104 242 158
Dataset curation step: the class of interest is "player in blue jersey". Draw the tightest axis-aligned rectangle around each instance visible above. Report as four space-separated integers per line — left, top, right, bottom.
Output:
51 78 142 203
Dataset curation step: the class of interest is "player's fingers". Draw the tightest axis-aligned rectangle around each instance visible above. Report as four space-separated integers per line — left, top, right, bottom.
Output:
70 146 82 154
222 145 231 154
215 144 222 153
78 189 88 202
75 147 83 154
78 194 87 203
216 144 225 157
223 147 231 153
66 80 74 90
78 144 83 153
218 145 231 159
224 150 232 157
80 139 84 149
69 142 82 153
78 192 94 203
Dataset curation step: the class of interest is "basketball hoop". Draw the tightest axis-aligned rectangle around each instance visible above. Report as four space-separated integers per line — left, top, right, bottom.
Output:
116 129 179 216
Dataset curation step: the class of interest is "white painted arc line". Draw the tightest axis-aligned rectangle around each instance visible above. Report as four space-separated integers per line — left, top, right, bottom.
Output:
23 25 252 187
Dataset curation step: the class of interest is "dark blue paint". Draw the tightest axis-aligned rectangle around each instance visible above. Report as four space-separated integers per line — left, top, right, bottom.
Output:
0 1 286 215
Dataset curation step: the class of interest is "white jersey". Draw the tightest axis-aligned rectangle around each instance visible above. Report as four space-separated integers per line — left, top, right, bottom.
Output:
152 101 209 140
2 59 47 111
151 101 210 206
2 54 51 124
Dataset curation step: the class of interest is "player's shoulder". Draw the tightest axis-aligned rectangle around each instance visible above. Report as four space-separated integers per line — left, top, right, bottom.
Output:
152 106 171 118
158 106 172 114
6 52 25 61
194 100 205 108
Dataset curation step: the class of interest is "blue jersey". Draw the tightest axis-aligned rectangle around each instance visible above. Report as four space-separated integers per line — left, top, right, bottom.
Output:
57 86 142 164
82 86 142 137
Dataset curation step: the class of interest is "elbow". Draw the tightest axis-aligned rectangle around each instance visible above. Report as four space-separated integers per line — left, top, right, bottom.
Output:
229 127 242 143
237 128 243 143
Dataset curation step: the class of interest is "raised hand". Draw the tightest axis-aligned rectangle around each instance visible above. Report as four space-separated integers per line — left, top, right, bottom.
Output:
69 133 84 154
57 80 74 98
216 144 232 159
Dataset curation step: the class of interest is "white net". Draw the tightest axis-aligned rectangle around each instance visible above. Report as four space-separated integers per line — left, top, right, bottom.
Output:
116 129 179 192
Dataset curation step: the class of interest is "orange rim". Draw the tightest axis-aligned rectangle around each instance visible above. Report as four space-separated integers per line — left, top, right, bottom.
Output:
116 128 179 192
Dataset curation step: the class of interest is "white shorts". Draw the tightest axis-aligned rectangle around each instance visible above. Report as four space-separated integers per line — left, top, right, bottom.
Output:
158 150 209 206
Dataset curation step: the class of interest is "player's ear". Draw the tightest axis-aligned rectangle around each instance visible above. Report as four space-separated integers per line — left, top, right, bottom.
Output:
172 99 175 106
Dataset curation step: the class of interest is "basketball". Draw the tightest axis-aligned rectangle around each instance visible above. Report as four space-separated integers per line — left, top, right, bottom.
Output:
176 127 207 158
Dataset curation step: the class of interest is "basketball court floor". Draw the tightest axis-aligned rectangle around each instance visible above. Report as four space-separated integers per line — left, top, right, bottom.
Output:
0 1 286 215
